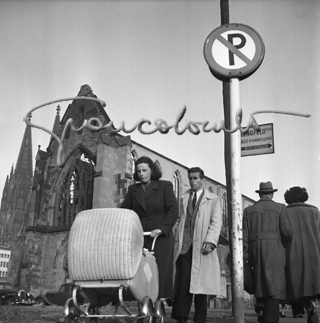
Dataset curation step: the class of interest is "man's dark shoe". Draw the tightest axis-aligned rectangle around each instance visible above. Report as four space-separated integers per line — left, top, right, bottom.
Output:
307 315 319 323
166 297 173 307
257 315 264 323
176 317 187 323
306 301 319 323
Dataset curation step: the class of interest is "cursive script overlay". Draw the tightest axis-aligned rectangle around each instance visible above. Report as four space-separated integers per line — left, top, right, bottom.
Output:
23 97 311 166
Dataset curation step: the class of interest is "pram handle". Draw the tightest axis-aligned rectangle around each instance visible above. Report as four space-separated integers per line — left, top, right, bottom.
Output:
143 231 162 252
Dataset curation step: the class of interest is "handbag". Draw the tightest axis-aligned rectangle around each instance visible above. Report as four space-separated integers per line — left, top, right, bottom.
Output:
244 260 254 294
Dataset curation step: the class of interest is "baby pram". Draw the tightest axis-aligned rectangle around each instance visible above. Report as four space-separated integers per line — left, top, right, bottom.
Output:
62 208 165 323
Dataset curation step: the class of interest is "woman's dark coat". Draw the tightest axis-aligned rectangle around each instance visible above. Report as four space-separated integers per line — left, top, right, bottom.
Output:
243 197 293 299
286 202 320 301
121 180 178 298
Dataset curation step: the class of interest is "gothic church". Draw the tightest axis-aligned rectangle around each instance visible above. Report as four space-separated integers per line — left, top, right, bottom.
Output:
0 85 254 300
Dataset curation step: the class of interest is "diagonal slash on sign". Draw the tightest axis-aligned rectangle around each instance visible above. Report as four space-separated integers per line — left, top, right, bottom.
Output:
217 35 252 65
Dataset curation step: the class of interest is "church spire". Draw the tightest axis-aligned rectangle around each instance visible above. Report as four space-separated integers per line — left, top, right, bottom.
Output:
15 113 33 179
49 105 61 146
10 164 14 179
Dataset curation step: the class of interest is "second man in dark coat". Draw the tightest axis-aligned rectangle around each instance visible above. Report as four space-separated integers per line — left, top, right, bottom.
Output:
243 181 293 323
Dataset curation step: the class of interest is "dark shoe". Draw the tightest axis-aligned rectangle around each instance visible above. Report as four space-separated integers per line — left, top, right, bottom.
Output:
280 313 286 318
307 317 319 323
293 315 299 318
306 301 319 323
166 297 173 307
176 317 187 323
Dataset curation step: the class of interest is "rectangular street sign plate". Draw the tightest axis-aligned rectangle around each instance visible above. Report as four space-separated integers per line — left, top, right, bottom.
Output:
241 123 274 157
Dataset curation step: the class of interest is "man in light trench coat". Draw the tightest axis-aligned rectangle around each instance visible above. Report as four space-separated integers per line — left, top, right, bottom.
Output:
171 167 222 323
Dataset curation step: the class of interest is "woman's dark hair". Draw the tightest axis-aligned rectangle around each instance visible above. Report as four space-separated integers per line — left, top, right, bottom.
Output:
133 156 162 181
284 186 309 204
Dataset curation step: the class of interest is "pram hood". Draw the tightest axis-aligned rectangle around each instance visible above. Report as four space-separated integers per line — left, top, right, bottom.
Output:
68 208 144 281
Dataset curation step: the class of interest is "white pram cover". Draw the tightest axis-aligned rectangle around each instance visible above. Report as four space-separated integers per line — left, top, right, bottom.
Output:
68 208 159 303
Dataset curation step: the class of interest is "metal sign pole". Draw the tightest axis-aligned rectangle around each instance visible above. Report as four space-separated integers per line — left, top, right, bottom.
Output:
230 77 244 323
204 23 264 323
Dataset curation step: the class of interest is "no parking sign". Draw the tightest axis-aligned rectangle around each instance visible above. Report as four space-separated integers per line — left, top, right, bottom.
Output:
204 23 265 81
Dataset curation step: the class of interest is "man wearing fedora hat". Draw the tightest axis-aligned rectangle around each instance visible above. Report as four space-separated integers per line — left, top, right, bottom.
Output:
243 181 293 323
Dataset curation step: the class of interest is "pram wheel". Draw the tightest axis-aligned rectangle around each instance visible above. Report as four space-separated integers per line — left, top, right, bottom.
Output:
64 314 79 323
140 296 154 323
153 299 165 323
62 298 80 323
87 304 98 323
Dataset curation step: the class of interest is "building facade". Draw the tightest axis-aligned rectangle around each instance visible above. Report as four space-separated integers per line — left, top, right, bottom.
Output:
0 85 255 301
0 246 11 278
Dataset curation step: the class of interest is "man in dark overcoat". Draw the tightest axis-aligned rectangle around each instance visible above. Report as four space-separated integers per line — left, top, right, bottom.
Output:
243 182 293 323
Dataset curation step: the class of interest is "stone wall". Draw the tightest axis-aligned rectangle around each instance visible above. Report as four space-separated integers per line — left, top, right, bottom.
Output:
93 135 132 208
21 229 69 296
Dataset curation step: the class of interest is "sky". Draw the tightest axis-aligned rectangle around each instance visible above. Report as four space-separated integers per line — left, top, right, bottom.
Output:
0 0 319 207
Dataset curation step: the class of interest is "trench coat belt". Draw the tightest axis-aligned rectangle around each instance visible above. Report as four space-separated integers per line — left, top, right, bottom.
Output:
249 232 280 242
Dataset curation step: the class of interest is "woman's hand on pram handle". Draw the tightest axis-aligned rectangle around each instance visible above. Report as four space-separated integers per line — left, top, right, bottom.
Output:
143 230 163 252
150 229 162 238
143 229 162 238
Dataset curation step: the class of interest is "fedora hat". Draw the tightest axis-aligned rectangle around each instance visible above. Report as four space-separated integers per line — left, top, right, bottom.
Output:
255 181 278 193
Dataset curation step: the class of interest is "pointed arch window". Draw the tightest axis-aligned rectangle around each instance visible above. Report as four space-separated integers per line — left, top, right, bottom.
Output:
131 151 137 179
172 171 180 201
155 160 162 174
55 154 94 226
222 192 228 227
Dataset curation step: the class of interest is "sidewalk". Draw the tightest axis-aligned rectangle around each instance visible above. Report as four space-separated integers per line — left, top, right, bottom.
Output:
164 306 308 323
0 302 309 323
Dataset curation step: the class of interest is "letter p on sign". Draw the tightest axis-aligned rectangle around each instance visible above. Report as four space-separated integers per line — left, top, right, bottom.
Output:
228 33 246 65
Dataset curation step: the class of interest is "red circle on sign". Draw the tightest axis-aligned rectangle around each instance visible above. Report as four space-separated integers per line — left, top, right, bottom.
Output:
204 23 265 81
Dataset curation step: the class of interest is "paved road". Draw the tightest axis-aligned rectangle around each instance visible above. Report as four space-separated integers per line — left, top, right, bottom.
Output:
168 307 307 323
1 303 309 323
66 305 308 323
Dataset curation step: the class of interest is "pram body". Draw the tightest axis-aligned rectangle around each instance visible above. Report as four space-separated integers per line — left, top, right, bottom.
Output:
62 208 165 323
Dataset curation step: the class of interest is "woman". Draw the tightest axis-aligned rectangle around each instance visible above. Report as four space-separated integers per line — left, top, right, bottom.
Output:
121 156 179 299
284 186 320 323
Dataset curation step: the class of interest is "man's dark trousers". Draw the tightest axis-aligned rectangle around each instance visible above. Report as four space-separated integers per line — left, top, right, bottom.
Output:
171 246 207 323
